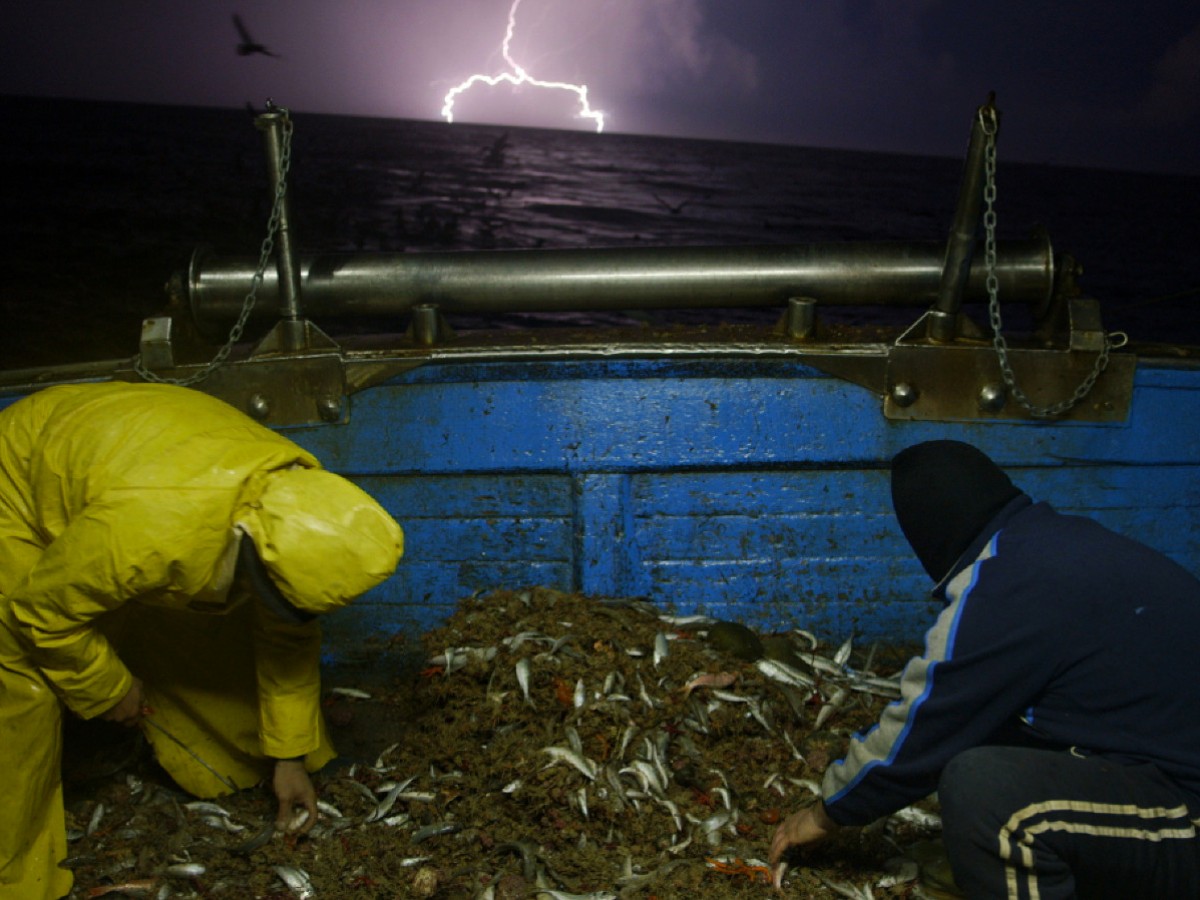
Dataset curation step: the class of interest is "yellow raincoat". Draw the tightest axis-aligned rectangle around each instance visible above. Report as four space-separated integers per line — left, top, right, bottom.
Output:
0 382 403 899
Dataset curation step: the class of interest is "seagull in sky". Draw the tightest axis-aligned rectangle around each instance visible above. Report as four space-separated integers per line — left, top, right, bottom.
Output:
233 14 279 58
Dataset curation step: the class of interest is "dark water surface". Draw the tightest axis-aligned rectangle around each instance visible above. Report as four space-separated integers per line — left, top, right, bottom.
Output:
2 95 1197 369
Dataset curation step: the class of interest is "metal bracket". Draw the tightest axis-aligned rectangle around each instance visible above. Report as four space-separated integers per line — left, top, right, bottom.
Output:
194 351 348 427
139 317 176 370
884 342 1134 422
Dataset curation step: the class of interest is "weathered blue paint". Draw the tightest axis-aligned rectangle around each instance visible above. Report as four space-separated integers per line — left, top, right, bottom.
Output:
274 356 1200 649
4 356 1198 654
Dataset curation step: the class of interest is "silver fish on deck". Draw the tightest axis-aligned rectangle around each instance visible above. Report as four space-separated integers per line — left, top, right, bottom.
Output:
274 864 316 899
367 775 416 822
652 632 669 667
755 657 816 690
658 613 716 627
542 745 598 780
516 657 534 705
891 804 942 829
815 685 849 728
86 879 158 897
833 635 854 668
329 686 372 699
164 863 206 879
86 802 105 836
680 670 738 696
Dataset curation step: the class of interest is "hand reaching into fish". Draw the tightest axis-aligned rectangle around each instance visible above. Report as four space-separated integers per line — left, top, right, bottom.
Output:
101 676 146 726
767 800 841 889
273 760 318 834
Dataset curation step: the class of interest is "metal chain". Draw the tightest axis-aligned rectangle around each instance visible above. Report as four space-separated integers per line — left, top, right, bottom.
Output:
135 107 294 385
981 107 1124 417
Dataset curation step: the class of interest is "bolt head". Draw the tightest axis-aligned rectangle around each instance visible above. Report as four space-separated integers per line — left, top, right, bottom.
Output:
317 396 342 423
890 382 918 408
978 383 1007 412
247 393 271 420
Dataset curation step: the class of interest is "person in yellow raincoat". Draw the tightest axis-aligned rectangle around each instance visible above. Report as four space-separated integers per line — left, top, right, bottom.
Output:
0 381 404 899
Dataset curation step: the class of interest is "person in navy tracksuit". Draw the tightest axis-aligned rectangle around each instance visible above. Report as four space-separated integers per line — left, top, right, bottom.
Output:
768 440 1200 899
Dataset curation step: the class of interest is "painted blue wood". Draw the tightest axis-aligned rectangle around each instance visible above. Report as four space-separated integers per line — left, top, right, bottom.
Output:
282 356 1200 649
4 355 1199 653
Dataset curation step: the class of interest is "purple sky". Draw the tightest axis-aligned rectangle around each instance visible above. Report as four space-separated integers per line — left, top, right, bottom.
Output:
2 1 1197 174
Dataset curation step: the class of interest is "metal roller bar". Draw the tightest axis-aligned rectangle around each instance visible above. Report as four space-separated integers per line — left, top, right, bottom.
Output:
185 238 1054 335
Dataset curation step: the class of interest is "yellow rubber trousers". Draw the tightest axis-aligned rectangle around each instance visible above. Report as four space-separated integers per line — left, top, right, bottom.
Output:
0 612 70 900
1 597 337 900
103 601 335 798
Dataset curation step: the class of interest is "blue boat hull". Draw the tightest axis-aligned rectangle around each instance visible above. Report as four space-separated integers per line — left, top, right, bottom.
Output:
276 354 1200 649
4 349 1198 659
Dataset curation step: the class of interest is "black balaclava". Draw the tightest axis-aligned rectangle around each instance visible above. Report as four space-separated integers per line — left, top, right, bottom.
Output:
891 440 1023 582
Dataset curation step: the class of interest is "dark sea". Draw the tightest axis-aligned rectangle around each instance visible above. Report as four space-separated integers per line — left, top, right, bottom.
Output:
2 95 1198 370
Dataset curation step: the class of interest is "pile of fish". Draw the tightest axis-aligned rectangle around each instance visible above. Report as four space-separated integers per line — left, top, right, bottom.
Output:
64 587 951 899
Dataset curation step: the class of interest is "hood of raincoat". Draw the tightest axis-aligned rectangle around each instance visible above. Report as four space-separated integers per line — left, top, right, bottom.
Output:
890 440 1023 582
239 467 403 615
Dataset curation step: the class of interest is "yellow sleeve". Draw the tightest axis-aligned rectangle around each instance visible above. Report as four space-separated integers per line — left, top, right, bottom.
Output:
253 598 324 759
7 508 145 719
8 491 228 719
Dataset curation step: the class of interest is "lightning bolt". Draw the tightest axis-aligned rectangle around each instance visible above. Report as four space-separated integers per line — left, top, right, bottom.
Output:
441 0 606 132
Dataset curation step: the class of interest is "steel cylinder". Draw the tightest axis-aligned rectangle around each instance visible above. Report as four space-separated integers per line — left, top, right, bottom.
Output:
185 238 1054 337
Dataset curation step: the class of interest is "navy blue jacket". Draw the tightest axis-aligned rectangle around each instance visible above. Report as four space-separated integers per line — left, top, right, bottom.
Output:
823 495 1200 826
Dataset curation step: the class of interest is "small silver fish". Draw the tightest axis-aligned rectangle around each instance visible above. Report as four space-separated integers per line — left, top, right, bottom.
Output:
617 723 638 758
200 814 247 833
833 635 854 668
184 801 232 817
542 746 598 780
164 863 206 879
411 822 462 843
367 776 416 822
274 865 315 899
619 760 664 796
891 805 942 829
373 742 400 770
658 614 716 627
653 632 669 668
680 670 738 696
756 658 816 690
516 658 534 705
505 630 551 651
329 686 371 699
697 809 733 845
634 671 661 710
317 800 343 818
815 686 849 728
86 802 105 836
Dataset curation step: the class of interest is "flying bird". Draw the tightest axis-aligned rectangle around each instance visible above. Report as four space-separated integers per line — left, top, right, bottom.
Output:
651 193 694 216
233 14 279 58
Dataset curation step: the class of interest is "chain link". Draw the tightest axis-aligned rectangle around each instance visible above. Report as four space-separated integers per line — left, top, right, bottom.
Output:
980 106 1123 418
135 108 294 386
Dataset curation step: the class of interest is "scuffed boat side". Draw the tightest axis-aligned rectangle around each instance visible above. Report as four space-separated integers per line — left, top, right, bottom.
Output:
266 356 1200 650
3 356 1196 654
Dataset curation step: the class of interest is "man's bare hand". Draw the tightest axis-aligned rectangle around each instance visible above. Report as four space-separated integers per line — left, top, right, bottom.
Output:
273 759 317 834
768 801 841 888
101 677 146 727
